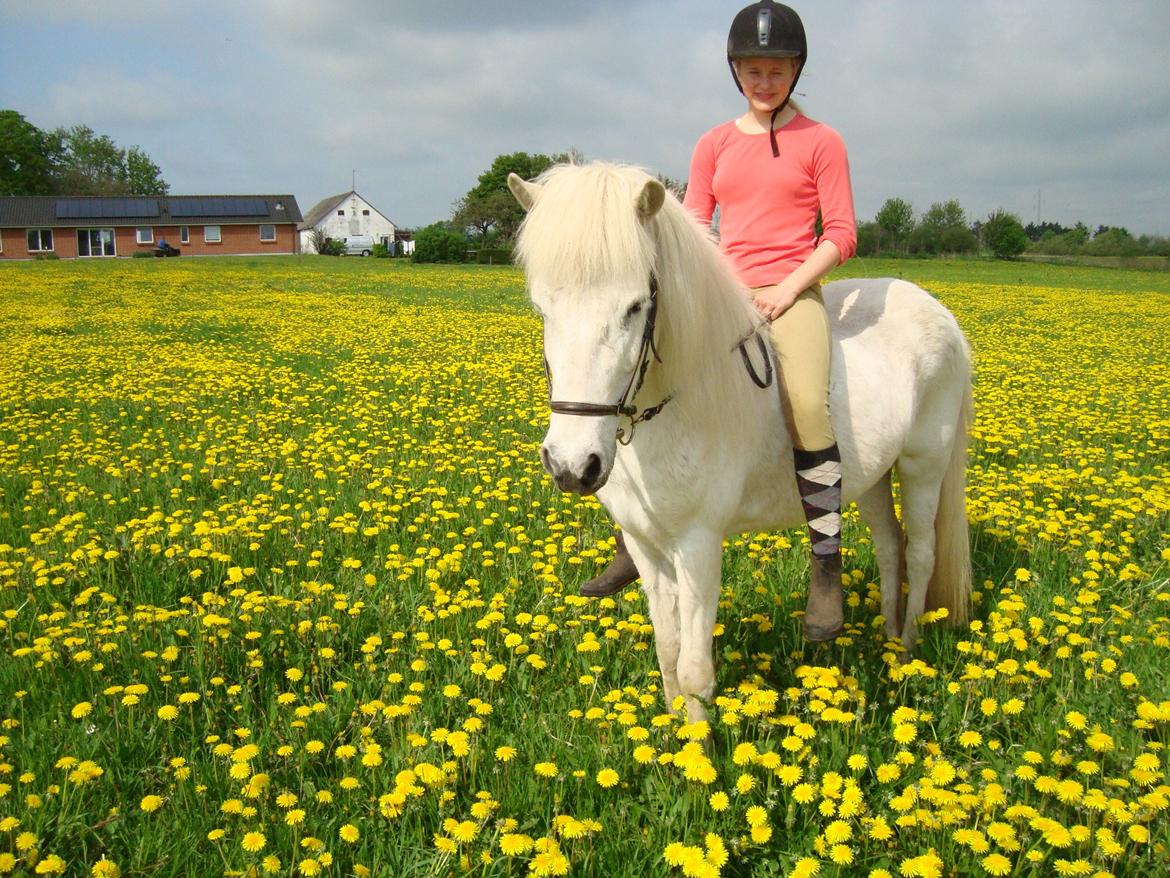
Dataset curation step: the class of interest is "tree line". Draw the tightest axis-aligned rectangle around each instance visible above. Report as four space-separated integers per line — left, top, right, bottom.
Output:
860 197 1169 260
415 151 1167 263
0 109 168 197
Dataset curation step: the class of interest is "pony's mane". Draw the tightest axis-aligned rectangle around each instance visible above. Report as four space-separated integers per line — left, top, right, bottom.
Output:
514 162 763 430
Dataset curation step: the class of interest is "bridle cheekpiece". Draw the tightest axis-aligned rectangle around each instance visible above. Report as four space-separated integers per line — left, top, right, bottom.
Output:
543 274 673 445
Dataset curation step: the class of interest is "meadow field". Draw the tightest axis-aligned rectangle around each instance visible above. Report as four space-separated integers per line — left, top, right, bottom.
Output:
0 256 1167 878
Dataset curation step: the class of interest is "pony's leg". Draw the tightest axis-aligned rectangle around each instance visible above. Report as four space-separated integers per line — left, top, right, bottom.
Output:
622 533 682 710
855 470 907 642
670 530 723 725
896 452 949 650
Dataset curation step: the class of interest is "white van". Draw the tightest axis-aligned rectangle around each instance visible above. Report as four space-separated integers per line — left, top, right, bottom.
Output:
342 235 374 256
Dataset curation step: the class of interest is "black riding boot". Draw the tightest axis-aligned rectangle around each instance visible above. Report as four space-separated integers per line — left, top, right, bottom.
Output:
580 531 640 597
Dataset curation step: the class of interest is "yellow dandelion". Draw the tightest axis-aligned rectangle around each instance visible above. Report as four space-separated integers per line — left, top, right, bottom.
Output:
980 853 1012 876
534 762 558 778
596 769 620 788
242 832 266 853
501 834 534 856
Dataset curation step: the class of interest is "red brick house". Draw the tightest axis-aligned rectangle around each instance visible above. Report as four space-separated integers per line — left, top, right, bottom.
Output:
0 195 303 260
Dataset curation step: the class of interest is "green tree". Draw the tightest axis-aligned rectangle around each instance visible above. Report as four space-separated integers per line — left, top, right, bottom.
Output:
452 190 514 244
49 124 168 195
874 197 914 253
0 110 55 195
910 200 976 255
457 151 568 243
51 125 128 194
982 209 1028 259
126 146 169 196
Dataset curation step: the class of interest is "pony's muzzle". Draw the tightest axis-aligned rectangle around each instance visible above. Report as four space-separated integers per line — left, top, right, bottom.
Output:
541 445 609 495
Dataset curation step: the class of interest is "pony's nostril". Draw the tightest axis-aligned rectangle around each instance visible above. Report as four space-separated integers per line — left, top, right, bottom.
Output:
583 454 603 486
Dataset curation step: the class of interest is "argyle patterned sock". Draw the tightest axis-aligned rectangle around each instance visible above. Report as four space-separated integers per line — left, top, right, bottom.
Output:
794 444 842 558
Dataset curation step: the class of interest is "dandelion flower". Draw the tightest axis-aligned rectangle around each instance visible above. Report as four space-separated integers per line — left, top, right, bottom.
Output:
501 834 534 856
980 854 1012 876
596 769 619 788
242 832 266 853
140 795 164 813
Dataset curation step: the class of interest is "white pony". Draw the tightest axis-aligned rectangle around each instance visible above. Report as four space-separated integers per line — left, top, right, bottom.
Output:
508 163 972 723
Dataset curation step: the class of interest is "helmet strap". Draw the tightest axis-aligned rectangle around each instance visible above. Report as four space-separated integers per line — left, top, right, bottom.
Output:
769 103 785 157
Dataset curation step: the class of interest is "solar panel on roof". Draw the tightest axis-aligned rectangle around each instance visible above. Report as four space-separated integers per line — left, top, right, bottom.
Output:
169 197 268 218
54 198 159 219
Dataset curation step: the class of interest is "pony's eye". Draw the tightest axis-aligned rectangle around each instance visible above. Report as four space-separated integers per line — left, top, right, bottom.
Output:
624 301 644 320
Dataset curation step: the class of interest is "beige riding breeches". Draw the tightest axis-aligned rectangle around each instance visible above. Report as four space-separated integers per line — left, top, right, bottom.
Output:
753 283 836 452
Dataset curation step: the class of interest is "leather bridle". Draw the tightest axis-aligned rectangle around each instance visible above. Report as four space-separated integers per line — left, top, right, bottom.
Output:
540 273 775 446
542 274 673 445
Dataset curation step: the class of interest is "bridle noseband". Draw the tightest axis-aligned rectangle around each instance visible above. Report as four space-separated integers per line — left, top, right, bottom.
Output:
543 274 673 445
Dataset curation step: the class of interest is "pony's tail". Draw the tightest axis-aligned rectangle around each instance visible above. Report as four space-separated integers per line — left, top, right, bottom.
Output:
926 382 973 624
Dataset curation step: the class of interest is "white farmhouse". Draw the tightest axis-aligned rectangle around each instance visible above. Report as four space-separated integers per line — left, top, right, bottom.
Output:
298 190 401 254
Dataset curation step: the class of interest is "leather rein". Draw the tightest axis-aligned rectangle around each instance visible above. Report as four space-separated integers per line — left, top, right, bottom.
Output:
542 273 774 445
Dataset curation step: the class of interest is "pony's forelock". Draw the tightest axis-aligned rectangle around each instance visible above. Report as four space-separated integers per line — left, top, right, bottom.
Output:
514 163 659 290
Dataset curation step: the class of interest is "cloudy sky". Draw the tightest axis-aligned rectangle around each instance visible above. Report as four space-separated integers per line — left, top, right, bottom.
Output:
3 0 1168 234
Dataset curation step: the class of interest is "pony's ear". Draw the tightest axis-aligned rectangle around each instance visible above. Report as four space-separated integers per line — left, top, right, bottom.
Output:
635 179 666 222
507 173 542 212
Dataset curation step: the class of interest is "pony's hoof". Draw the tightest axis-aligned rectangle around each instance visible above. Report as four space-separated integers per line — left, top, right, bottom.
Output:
802 621 844 643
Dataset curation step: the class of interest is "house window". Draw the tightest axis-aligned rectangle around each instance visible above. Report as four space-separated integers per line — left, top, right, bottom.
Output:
0 230 4 253
337 210 344 216
180 226 189 244
362 209 370 216
259 224 276 242
204 225 221 243
136 227 154 245
27 229 54 252
76 229 116 257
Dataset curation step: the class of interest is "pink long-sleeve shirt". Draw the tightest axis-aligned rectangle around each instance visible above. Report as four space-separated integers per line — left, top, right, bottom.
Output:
683 114 857 288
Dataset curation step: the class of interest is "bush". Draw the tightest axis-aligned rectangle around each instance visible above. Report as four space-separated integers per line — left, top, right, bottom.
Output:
412 223 468 264
318 238 344 257
372 243 390 259
1084 228 1142 258
131 250 154 259
982 210 1028 259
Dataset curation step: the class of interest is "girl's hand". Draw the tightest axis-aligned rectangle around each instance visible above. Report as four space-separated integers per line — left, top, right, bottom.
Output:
753 285 800 322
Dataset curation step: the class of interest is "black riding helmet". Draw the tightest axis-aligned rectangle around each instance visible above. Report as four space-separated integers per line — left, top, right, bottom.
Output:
726 2 807 157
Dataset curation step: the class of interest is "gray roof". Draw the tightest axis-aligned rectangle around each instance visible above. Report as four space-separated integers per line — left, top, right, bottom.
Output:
0 195 303 228
300 192 351 230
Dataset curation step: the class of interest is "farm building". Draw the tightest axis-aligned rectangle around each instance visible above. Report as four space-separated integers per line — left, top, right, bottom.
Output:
0 195 302 260
299 190 409 254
